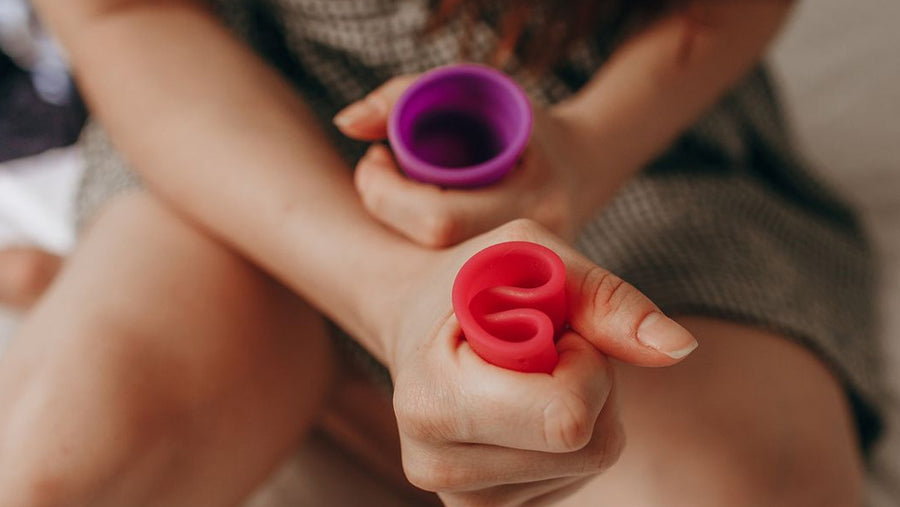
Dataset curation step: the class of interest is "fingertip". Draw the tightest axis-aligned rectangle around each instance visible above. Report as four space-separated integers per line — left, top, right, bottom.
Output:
333 101 366 128
636 312 699 361
337 74 419 138
356 145 389 172
334 100 388 139
365 143 396 166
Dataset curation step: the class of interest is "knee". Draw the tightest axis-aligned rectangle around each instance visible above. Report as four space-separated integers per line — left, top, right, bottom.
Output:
702 432 864 507
604 316 866 507
0 324 200 504
647 371 866 506
671 318 864 506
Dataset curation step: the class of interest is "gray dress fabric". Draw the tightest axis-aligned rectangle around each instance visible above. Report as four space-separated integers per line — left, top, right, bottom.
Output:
74 0 883 450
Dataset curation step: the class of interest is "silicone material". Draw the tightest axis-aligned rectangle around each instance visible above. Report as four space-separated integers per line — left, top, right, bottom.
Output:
452 242 566 373
388 64 532 188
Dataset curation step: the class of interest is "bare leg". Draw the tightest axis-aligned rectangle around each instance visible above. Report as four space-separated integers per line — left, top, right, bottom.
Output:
558 316 864 507
249 351 441 507
307 317 865 507
0 193 335 506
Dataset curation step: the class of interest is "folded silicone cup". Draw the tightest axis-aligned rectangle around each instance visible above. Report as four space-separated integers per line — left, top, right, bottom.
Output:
452 242 566 373
387 64 533 188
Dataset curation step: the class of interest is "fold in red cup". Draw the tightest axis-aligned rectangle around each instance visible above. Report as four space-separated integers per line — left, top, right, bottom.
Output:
451 242 566 373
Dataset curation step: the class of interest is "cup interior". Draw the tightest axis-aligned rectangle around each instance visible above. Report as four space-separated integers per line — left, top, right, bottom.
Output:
395 70 530 169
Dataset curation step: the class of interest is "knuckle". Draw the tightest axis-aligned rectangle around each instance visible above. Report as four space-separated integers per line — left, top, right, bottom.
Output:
494 217 545 243
393 385 455 444
399 411 441 442
403 454 468 492
393 394 429 440
582 266 629 318
543 392 594 452
532 189 573 233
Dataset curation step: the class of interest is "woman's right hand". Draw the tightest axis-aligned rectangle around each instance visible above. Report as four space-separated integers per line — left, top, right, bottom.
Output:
384 218 698 506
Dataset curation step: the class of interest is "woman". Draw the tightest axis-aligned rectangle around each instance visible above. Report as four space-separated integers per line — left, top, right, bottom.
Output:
0 0 880 505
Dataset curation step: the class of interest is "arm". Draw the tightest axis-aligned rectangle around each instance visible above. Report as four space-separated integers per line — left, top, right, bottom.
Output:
31 0 422 363
334 0 795 245
556 0 795 222
25 6 703 505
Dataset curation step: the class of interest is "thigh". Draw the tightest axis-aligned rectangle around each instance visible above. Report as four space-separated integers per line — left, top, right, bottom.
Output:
268 322 865 507
0 192 335 506
559 316 864 507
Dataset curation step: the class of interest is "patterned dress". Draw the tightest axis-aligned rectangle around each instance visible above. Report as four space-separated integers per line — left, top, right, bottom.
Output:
74 0 882 450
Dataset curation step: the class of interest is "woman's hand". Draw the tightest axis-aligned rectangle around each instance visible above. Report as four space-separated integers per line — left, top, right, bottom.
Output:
381 218 698 505
335 76 623 247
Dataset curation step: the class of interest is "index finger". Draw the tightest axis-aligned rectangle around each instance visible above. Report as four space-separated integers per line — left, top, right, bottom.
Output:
334 74 419 140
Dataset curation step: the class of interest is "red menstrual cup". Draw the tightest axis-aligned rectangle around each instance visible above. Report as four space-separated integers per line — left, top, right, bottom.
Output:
387 64 533 187
452 242 566 373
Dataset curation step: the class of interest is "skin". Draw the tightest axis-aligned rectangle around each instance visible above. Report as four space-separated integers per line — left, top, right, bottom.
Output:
331 13 866 501
558 317 863 507
337 1 795 246
0 194 337 505
0 202 863 507
0 248 62 310
0 198 691 506
0 0 865 505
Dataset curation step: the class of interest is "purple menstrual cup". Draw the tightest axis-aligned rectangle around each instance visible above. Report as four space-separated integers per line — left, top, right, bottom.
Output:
387 64 533 188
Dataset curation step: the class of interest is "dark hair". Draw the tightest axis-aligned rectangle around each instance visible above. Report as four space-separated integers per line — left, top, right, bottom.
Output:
428 0 686 71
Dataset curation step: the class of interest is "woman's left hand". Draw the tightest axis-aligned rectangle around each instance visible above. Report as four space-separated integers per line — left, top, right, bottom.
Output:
334 75 618 247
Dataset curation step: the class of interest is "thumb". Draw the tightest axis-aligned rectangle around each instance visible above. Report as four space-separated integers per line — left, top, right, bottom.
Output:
560 251 698 367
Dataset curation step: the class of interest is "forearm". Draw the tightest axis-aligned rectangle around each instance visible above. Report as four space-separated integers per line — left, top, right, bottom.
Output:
32 0 423 362
555 0 793 220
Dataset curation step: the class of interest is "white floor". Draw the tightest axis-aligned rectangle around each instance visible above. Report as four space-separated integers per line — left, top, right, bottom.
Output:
0 0 898 503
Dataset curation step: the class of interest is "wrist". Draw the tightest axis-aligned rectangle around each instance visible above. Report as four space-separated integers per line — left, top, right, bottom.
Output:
545 104 636 228
282 212 434 370
349 240 434 371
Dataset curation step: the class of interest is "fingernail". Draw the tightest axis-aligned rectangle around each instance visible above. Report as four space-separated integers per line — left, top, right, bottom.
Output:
334 101 374 127
637 312 698 359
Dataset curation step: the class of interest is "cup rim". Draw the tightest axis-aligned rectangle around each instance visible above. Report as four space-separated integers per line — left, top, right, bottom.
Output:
387 63 533 188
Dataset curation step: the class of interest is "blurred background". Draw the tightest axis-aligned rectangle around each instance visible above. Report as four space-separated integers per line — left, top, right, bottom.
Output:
0 0 898 504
